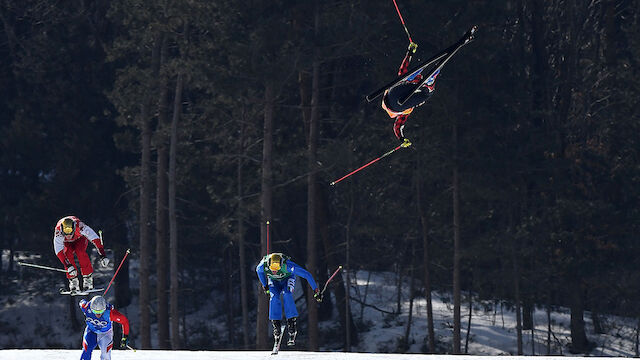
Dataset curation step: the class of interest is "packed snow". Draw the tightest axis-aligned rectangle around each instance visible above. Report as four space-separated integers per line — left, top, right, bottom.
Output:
0 350 636 360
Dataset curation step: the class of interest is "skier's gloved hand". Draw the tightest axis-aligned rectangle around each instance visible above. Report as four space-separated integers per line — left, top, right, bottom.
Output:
313 289 323 303
408 42 418 55
99 254 109 267
401 138 412 148
67 265 77 278
120 335 128 349
263 285 270 295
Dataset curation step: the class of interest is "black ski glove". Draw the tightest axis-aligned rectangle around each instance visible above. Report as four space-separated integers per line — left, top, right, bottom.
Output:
263 285 270 295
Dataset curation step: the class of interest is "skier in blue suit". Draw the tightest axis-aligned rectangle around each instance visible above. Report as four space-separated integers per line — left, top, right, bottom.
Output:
256 252 322 346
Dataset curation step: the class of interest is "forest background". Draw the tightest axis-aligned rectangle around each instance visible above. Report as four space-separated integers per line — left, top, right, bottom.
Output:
1 0 639 355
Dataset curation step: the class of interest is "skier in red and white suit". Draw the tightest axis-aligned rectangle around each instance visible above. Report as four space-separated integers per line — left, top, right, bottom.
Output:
53 216 109 292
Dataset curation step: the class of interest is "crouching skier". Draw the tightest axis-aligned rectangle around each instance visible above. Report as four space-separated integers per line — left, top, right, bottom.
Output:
256 253 322 353
79 295 130 360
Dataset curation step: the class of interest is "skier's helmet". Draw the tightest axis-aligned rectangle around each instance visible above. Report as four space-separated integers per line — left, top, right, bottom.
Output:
90 295 107 315
268 253 282 272
61 217 75 236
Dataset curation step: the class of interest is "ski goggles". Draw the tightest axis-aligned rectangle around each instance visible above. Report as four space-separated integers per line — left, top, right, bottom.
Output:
92 308 105 315
62 225 74 235
269 261 281 272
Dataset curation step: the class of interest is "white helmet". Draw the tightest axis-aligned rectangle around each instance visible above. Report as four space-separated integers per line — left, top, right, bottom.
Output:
90 295 107 315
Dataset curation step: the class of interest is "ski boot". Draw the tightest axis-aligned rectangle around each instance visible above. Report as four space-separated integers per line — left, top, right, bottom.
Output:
286 317 298 346
425 68 440 92
271 319 282 340
69 277 80 293
83 273 94 291
463 25 478 45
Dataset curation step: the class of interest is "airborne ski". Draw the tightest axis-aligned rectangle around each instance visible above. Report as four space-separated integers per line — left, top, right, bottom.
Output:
59 288 105 296
271 323 287 355
366 25 478 103
399 25 477 106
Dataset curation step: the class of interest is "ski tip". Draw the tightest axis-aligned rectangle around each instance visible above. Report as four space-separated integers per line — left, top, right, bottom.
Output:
329 181 335 186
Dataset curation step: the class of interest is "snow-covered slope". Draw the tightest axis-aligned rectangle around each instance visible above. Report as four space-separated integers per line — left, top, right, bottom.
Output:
0 350 634 360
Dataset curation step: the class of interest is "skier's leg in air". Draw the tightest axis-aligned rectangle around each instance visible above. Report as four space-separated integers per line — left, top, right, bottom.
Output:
81 328 98 360
268 280 284 340
62 246 81 292
282 277 299 345
72 237 94 290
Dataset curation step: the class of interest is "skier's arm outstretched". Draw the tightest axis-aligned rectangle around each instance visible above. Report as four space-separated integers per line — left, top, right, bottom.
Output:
287 261 319 291
79 223 108 266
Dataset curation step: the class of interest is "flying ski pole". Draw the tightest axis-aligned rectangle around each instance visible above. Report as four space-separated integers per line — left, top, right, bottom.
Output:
17 262 70 273
392 0 413 43
320 266 343 297
103 248 131 296
330 143 409 186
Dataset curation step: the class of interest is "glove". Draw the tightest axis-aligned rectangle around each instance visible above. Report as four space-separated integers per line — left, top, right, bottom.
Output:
313 289 323 303
67 265 77 278
408 42 418 55
120 335 128 349
263 285 270 295
400 138 412 148
100 254 109 267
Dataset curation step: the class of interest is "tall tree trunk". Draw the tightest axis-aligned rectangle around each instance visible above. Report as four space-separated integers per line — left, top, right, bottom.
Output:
237 121 250 349
417 161 435 353
511 233 523 355
155 34 170 349
464 289 473 354
568 275 589 353
306 2 321 350
169 72 184 350
139 32 163 349
257 82 274 350
403 240 416 352
155 141 170 348
452 122 461 354
317 184 358 349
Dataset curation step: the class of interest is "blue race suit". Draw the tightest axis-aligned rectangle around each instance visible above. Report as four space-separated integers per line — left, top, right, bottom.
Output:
256 257 318 320
78 299 129 360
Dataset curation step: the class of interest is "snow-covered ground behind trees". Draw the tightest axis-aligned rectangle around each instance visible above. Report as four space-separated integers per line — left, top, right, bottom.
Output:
1 250 638 358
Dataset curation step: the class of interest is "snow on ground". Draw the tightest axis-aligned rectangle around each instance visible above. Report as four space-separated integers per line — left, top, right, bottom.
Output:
1 251 639 357
0 350 635 360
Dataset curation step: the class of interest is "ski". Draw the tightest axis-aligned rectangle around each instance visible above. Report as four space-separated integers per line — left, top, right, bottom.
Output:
366 25 477 103
399 25 477 106
366 52 447 102
59 288 105 296
271 323 287 355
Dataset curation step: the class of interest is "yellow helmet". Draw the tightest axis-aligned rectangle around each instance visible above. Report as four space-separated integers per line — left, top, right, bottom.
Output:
61 218 75 236
268 253 282 272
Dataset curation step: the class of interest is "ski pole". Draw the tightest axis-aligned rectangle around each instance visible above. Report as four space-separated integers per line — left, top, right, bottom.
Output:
126 345 136 352
266 220 270 254
103 248 131 296
321 266 343 296
98 230 104 247
17 262 70 273
392 0 413 43
330 143 407 186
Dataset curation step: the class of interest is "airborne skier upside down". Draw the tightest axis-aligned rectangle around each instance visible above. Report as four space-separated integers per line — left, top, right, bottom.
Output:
370 25 478 145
